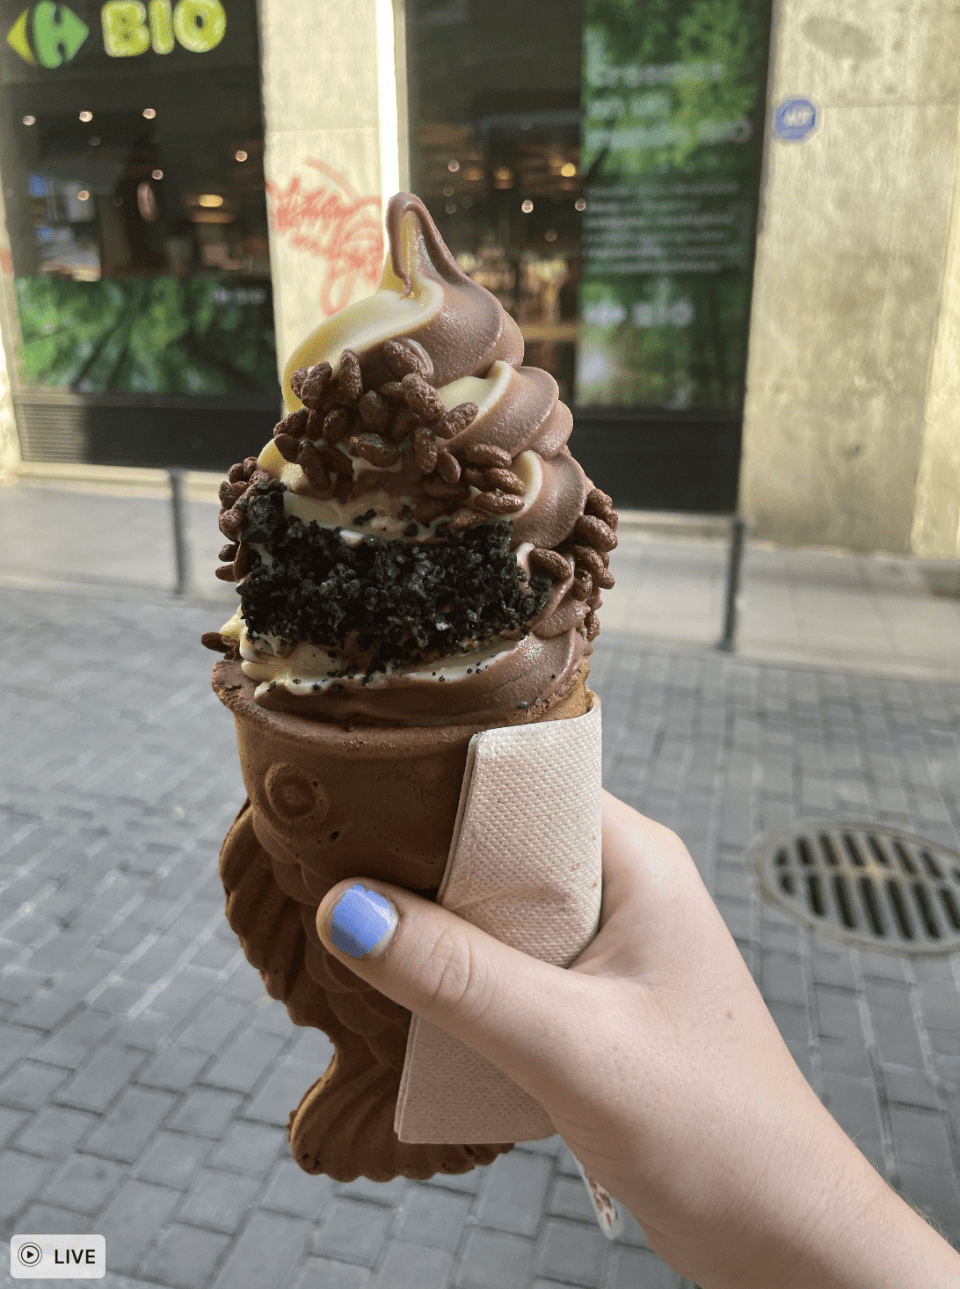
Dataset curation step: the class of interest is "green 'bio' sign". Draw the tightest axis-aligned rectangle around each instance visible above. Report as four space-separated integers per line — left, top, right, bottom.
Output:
3 0 230 74
576 0 772 411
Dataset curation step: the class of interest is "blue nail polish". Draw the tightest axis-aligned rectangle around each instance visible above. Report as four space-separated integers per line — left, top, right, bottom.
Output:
330 884 398 958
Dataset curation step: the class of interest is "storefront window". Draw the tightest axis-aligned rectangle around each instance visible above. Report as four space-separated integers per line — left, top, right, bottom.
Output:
577 0 770 411
407 0 584 404
0 0 276 468
406 0 772 511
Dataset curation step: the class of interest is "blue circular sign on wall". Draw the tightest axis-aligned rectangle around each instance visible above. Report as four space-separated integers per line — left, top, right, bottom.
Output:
774 97 818 141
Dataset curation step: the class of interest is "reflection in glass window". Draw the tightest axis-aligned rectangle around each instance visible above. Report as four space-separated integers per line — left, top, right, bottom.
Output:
407 0 584 404
0 1 275 397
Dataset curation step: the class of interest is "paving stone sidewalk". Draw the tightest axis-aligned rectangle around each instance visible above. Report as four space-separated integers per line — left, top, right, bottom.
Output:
0 584 958 1288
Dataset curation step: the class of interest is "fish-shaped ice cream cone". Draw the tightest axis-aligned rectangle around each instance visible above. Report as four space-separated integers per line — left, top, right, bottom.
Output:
214 658 591 1181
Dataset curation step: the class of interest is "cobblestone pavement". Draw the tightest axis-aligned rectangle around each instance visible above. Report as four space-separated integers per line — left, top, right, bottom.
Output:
1 584 959 1288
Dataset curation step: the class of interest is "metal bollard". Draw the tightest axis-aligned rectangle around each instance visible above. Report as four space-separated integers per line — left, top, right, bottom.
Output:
167 467 189 596
717 513 747 653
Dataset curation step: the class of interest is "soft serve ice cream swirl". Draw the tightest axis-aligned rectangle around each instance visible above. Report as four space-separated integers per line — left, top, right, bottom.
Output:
203 194 618 726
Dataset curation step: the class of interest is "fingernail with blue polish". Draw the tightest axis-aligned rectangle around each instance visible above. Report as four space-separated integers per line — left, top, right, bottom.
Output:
330 885 398 959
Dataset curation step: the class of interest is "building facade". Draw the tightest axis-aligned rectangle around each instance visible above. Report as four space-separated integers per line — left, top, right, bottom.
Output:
1 0 957 558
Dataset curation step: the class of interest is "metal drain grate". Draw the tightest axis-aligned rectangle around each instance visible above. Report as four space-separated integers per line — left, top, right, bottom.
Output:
752 822 960 954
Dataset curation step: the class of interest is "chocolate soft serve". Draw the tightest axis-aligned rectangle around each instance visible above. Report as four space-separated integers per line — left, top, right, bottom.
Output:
203 193 617 725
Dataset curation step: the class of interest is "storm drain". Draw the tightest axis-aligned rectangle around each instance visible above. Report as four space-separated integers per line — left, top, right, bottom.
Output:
752 822 960 955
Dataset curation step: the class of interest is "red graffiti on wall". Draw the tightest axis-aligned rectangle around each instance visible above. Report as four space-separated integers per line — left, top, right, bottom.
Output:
268 160 384 317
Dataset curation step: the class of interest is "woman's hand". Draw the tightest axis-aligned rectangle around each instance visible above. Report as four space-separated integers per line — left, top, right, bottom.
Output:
316 791 960 1288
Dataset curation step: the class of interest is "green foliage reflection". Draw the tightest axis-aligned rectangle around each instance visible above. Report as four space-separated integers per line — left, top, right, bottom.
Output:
15 275 277 395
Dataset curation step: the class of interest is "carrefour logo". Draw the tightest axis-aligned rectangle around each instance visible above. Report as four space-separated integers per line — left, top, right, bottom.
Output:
7 4 89 67
7 0 226 66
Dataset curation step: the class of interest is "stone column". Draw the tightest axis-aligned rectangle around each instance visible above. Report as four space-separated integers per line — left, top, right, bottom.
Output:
911 101 960 561
740 2 960 555
259 0 409 375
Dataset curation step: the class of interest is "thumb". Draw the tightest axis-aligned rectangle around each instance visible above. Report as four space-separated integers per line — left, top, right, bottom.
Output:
315 878 580 1095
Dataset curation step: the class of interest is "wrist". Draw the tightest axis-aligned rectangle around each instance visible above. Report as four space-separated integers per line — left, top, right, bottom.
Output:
694 1139 958 1289
619 1101 960 1289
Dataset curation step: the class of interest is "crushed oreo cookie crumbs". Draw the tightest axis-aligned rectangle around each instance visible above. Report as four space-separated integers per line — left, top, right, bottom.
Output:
235 492 549 671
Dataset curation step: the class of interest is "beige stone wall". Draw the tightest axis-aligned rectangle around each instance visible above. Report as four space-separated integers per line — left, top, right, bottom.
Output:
259 0 407 374
740 2 960 554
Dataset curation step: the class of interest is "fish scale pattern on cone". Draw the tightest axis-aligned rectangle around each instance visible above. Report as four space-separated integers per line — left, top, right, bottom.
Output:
219 801 511 1181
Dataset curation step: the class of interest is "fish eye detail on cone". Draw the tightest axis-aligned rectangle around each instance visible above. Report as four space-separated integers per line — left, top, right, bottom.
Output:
202 192 617 725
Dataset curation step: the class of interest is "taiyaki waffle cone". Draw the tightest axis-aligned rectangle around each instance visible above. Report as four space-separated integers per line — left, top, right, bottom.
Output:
214 658 591 1183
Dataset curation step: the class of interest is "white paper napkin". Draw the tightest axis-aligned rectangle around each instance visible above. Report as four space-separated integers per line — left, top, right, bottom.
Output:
393 699 622 1237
